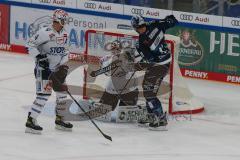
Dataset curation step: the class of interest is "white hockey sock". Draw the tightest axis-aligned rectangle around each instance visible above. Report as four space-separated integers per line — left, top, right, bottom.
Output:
55 92 67 115
29 95 49 119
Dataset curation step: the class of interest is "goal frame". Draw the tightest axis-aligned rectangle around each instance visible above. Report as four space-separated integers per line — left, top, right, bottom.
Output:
83 29 204 115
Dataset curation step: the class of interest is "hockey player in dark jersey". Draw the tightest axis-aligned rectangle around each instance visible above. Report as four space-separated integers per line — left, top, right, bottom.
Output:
131 15 178 130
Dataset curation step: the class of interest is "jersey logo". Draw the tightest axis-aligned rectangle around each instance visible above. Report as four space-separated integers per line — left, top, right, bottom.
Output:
50 47 66 55
49 33 55 40
56 35 67 45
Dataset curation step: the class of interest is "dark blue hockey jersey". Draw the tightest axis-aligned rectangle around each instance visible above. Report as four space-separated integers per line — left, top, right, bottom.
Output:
136 15 178 64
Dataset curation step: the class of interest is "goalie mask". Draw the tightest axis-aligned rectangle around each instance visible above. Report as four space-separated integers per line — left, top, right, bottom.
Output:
52 9 69 26
111 40 122 52
104 40 123 55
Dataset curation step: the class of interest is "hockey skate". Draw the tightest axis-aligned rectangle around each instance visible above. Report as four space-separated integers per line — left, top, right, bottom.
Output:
137 113 153 127
149 113 168 131
25 113 43 134
55 115 73 131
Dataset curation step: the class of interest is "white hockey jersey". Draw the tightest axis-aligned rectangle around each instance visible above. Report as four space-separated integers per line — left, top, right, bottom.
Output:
100 49 137 94
26 26 69 71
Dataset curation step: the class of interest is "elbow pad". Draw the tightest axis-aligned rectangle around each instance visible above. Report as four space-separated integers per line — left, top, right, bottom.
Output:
27 47 40 57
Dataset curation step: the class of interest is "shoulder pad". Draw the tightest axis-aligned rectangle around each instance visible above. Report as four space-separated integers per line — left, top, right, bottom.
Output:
148 20 157 25
38 26 52 33
45 27 52 31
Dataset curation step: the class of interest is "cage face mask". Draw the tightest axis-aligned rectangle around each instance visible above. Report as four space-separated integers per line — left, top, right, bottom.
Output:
52 9 69 26
131 15 146 30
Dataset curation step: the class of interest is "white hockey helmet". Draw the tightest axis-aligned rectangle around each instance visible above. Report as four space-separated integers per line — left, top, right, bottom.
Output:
131 15 146 30
52 9 68 26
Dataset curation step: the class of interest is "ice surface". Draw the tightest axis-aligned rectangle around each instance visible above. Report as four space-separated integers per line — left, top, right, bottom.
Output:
0 51 239 160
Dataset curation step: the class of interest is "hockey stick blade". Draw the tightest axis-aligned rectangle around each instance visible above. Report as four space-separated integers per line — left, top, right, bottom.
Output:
67 90 113 142
103 133 112 141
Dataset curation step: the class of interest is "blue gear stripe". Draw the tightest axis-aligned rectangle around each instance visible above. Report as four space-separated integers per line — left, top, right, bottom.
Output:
36 97 48 101
31 108 41 114
37 93 51 96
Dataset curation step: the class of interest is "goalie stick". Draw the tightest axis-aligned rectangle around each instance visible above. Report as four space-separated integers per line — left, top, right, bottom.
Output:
90 60 169 78
90 59 122 77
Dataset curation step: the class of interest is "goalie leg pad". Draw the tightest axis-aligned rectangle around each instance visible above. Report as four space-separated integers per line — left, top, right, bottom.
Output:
99 91 119 110
118 89 139 106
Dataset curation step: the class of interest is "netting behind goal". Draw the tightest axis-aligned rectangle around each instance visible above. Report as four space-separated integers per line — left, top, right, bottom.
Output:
83 29 204 115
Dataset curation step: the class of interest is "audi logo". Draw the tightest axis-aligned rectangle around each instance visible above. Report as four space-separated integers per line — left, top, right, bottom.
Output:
180 14 193 21
39 0 51 3
84 2 97 9
231 20 240 27
131 8 144 15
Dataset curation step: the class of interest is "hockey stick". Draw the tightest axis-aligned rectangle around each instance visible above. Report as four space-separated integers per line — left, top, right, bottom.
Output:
90 59 121 77
66 90 112 141
50 69 112 141
118 71 136 95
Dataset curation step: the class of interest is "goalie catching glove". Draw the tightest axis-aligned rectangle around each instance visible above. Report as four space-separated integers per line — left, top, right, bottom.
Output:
49 65 69 92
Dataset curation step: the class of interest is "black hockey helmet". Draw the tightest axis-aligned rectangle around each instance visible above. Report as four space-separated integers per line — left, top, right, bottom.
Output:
131 15 146 30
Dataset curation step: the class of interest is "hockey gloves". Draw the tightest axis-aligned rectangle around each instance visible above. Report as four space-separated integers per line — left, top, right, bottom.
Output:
164 15 178 27
49 65 69 92
36 54 49 69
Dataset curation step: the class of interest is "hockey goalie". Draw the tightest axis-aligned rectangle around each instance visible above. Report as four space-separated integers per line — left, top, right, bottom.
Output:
91 41 140 123
86 45 160 130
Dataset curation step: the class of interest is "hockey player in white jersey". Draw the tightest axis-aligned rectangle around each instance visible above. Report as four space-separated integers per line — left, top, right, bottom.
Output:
25 9 73 134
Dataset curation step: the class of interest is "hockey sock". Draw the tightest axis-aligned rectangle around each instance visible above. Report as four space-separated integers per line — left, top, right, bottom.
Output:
146 98 163 116
29 94 50 119
55 92 68 116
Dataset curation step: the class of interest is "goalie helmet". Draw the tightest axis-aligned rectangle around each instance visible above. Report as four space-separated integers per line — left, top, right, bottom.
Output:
104 40 122 55
111 40 122 50
52 9 68 26
131 15 146 30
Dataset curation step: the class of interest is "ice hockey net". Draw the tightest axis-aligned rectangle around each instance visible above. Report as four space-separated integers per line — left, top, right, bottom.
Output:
82 29 204 115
